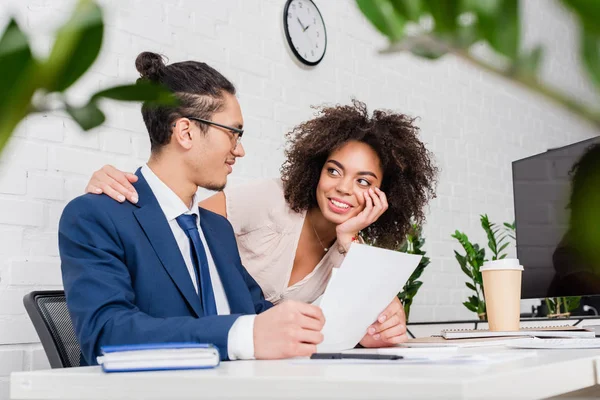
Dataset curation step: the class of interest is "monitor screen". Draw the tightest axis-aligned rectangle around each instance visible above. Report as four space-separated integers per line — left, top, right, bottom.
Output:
513 136 600 299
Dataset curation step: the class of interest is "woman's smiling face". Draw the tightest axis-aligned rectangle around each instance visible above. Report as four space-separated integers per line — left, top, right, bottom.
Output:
315 140 383 225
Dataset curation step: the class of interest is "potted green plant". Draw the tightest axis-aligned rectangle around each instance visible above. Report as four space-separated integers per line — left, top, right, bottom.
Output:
452 230 487 319
546 297 581 318
397 223 430 321
452 214 514 319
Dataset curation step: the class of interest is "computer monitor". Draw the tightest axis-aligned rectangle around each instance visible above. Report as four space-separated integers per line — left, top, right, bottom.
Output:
513 136 600 300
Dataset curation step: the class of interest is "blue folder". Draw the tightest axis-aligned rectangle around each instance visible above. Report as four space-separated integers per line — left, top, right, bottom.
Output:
98 343 220 373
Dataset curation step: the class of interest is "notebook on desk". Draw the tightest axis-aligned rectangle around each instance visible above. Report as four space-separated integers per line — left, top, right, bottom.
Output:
97 343 220 373
441 325 595 340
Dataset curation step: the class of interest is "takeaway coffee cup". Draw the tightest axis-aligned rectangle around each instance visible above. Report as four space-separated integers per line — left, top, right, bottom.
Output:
481 259 524 331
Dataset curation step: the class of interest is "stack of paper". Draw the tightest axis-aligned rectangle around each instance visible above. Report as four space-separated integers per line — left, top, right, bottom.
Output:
97 343 220 373
506 338 600 349
442 326 594 339
317 244 422 352
400 336 525 348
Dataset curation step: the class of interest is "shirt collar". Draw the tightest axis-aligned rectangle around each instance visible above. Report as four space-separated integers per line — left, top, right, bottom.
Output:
140 164 200 222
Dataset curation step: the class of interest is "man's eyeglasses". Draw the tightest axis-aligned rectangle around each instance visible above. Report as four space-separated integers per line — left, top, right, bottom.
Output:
185 116 244 148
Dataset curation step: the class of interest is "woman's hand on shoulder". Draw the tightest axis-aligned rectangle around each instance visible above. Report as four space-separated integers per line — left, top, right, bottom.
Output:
85 165 139 204
335 187 388 251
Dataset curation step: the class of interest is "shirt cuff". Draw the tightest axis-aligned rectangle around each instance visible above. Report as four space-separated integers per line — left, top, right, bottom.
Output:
227 315 256 360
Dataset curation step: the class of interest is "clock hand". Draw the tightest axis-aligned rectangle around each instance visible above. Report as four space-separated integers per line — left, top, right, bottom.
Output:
296 17 307 31
303 24 311 32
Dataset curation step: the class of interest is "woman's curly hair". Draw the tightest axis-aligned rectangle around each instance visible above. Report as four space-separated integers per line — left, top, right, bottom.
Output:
280 100 438 249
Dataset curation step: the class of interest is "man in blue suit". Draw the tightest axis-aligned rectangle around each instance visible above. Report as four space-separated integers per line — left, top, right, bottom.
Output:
59 52 325 365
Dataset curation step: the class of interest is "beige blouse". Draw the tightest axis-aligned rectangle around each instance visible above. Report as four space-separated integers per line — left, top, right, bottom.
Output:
223 178 345 304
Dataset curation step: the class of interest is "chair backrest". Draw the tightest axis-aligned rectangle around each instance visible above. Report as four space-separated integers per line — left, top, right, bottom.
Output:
23 290 81 368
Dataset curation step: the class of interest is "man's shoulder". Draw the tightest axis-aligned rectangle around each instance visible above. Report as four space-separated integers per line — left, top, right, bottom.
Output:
199 206 231 227
62 193 137 221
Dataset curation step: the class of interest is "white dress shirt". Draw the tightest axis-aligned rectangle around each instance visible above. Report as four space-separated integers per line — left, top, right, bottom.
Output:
141 165 255 360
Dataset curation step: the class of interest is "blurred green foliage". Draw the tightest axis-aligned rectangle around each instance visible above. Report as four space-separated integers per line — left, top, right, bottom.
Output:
545 296 581 316
356 0 600 127
397 223 430 321
0 0 174 155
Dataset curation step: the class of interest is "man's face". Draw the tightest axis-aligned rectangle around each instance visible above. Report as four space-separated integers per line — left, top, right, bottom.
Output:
188 93 245 191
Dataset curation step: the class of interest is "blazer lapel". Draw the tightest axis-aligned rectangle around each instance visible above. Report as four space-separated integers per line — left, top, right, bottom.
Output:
199 209 254 314
132 169 203 317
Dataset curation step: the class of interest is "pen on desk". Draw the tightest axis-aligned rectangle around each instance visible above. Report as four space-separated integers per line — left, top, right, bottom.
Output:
310 353 403 360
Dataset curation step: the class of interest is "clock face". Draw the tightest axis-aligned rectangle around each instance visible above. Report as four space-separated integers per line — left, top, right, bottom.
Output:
283 0 327 66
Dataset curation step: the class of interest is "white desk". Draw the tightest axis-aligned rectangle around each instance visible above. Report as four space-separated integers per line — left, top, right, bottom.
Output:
10 348 600 400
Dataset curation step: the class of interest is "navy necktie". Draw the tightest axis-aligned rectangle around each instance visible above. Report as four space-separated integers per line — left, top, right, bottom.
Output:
176 214 218 316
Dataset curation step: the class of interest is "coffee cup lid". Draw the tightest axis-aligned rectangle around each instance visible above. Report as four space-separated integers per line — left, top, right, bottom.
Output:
480 259 524 271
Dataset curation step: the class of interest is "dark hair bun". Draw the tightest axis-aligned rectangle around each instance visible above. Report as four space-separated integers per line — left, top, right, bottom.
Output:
135 52 166 81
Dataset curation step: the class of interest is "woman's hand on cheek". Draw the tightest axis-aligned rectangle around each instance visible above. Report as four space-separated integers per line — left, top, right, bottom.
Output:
335 187 388 249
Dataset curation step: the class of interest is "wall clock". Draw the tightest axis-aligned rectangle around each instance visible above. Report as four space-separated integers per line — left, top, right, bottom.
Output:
283 0 327 66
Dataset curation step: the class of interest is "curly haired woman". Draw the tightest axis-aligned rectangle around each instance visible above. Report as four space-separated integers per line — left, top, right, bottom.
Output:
86 100 437 345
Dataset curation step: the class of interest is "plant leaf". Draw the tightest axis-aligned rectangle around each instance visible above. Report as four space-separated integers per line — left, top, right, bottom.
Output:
91 82 177 105
518 46 544 77
474 0 519 60
404 280 424 293
465 282 477 291
43 0 103 92
66 101 105 131
408 264 427 281
422 0 460 33
504 221 516 230
562 0 600 34
468 295 480 306
564 296 581 312
463 301 478 312
410 42 447 59
390 0 424 22
581 27 600 89
0 19 38 155
462 0 502 15
454 250 467 267
455 251 473 278
455 22 480 48
498 242 510 253
356 0 406 42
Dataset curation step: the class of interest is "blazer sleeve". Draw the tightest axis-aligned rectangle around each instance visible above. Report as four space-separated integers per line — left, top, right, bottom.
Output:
59 197 240 365
237 259 273 314
214 210 274 314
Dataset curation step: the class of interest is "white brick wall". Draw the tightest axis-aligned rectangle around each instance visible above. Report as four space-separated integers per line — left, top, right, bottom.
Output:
0 0 597 390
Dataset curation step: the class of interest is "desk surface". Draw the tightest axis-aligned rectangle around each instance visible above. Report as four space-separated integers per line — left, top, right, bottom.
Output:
10 348 600 400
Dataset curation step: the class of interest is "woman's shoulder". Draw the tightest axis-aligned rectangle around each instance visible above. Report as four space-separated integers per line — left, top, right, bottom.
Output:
224 177 301 233
225 177 284 202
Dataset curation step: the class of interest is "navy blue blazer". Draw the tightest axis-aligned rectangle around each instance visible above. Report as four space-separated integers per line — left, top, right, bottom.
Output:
59 169 272 365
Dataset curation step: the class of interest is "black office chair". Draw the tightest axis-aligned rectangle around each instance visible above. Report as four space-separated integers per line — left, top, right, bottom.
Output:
23 290 82 368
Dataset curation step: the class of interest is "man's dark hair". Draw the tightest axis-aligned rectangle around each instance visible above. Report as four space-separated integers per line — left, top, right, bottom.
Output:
280 100 438 249
135 52 236 152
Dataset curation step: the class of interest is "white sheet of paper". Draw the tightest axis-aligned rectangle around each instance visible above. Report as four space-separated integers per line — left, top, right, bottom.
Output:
317 243 422 352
